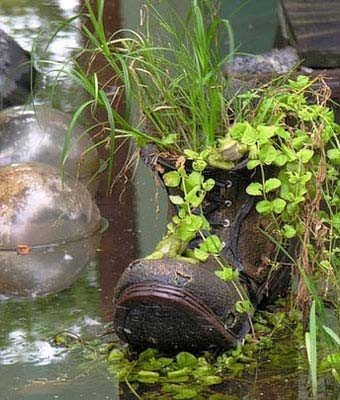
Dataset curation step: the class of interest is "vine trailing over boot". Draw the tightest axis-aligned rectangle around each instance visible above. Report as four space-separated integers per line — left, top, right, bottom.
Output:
65 0 339 371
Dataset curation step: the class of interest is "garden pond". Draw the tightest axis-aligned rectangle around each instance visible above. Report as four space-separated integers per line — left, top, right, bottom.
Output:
0 0 338 399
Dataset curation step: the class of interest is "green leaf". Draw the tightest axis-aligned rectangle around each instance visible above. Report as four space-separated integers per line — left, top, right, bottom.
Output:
183 215 204 232
256 200 273 214
215 267 239 281
333 213 340 231
201 235 224 253
193 248 209 261
292 134 310 150
192 159 207 172
288 75 310 90
282 224 297 238
137 370 160 384
247 159 261 170
201 375 223 386
229 122 248 140
272 198 286 214
139 348 158 361
173 388 198 399
185 171 202 192
163 171 181 187
297 148 314 163
202 178 215 191
327 148 340 165
176 352 198 368
264 178 281 193
322 326 340 346
282 145 297 161
108 349 125 363
259 144 277 165
161 133 178 145
257 125 278 144
186 187 205 208
240 123 258 145
169 195 184 205
183 149 199 159
235 300 253 314
276 127 290 139
274 153 288 167
246 182 262 196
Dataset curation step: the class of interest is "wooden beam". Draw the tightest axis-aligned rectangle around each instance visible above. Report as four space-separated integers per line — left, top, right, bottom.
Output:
280 0 340 67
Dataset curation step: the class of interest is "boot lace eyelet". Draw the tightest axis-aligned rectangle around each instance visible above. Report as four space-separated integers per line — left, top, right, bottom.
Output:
223 219 230 228
225 180 232 189
224 200 232 207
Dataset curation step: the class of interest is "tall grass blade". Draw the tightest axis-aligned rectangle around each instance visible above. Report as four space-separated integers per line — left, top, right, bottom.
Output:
322 326 340 346
61 99 94 182
305 300 318 398
99 89 116 192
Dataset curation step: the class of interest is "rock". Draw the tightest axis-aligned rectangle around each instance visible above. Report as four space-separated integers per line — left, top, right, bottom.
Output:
0 28 36 108
0 162 101 297
226 46 303 77
0 105 99 194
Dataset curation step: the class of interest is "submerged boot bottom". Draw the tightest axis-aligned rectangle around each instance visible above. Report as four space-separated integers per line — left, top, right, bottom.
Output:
114 259 250 352
115 283 239 352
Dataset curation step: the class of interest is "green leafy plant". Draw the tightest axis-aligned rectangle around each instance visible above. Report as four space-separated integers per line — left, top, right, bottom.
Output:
105 309 309 399
52 0 340 393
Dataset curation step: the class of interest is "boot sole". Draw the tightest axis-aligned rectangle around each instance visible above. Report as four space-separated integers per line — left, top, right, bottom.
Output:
114 282 240 352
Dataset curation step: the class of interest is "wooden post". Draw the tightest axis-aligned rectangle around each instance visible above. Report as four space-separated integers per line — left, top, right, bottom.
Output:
280 0 340 68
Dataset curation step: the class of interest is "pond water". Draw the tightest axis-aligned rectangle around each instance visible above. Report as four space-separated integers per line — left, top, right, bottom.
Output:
0 1 338 399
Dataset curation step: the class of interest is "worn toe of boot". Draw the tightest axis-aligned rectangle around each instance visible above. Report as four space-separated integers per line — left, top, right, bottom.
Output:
113 259 250 352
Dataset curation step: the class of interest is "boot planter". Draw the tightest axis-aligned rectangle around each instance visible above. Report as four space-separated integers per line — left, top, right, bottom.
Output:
113 147 291 352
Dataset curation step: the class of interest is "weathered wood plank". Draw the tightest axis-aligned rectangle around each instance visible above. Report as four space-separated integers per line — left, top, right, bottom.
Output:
280 0 340 67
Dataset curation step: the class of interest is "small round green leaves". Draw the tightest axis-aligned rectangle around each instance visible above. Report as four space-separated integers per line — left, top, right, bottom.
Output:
164 171 181 187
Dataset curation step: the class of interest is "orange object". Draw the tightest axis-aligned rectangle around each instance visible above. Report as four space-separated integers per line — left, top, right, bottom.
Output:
16 244 31 255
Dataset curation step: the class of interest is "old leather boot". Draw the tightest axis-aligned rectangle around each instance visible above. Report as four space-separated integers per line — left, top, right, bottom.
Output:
113 153 291 352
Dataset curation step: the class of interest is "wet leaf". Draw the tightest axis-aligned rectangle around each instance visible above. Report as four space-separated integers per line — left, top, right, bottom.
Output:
173 388 198 399
108 349 125 363
193 160 207 172
272 198 286 214
200 375 223 386
137 370 160 384
246 182 262 196
169 195 184 205
247 159 261 170
282 224 297 238
327 148 340 165
256 200 273 214
202 178 215 191
259 144 277 165
163 171 181 187
176 352 198 368
194 248 209 262
264 178 281 193
215 267 239 281
297 148 314 163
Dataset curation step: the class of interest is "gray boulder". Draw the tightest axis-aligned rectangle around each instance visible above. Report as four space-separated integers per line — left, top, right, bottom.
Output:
0 28 36 109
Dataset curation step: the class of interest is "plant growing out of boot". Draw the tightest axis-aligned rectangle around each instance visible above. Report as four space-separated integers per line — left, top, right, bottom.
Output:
72 1 339 357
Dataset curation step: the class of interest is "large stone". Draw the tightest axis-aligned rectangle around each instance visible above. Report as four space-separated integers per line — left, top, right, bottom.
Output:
0 105 99 194
0 28 36 108
0 162 101 296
